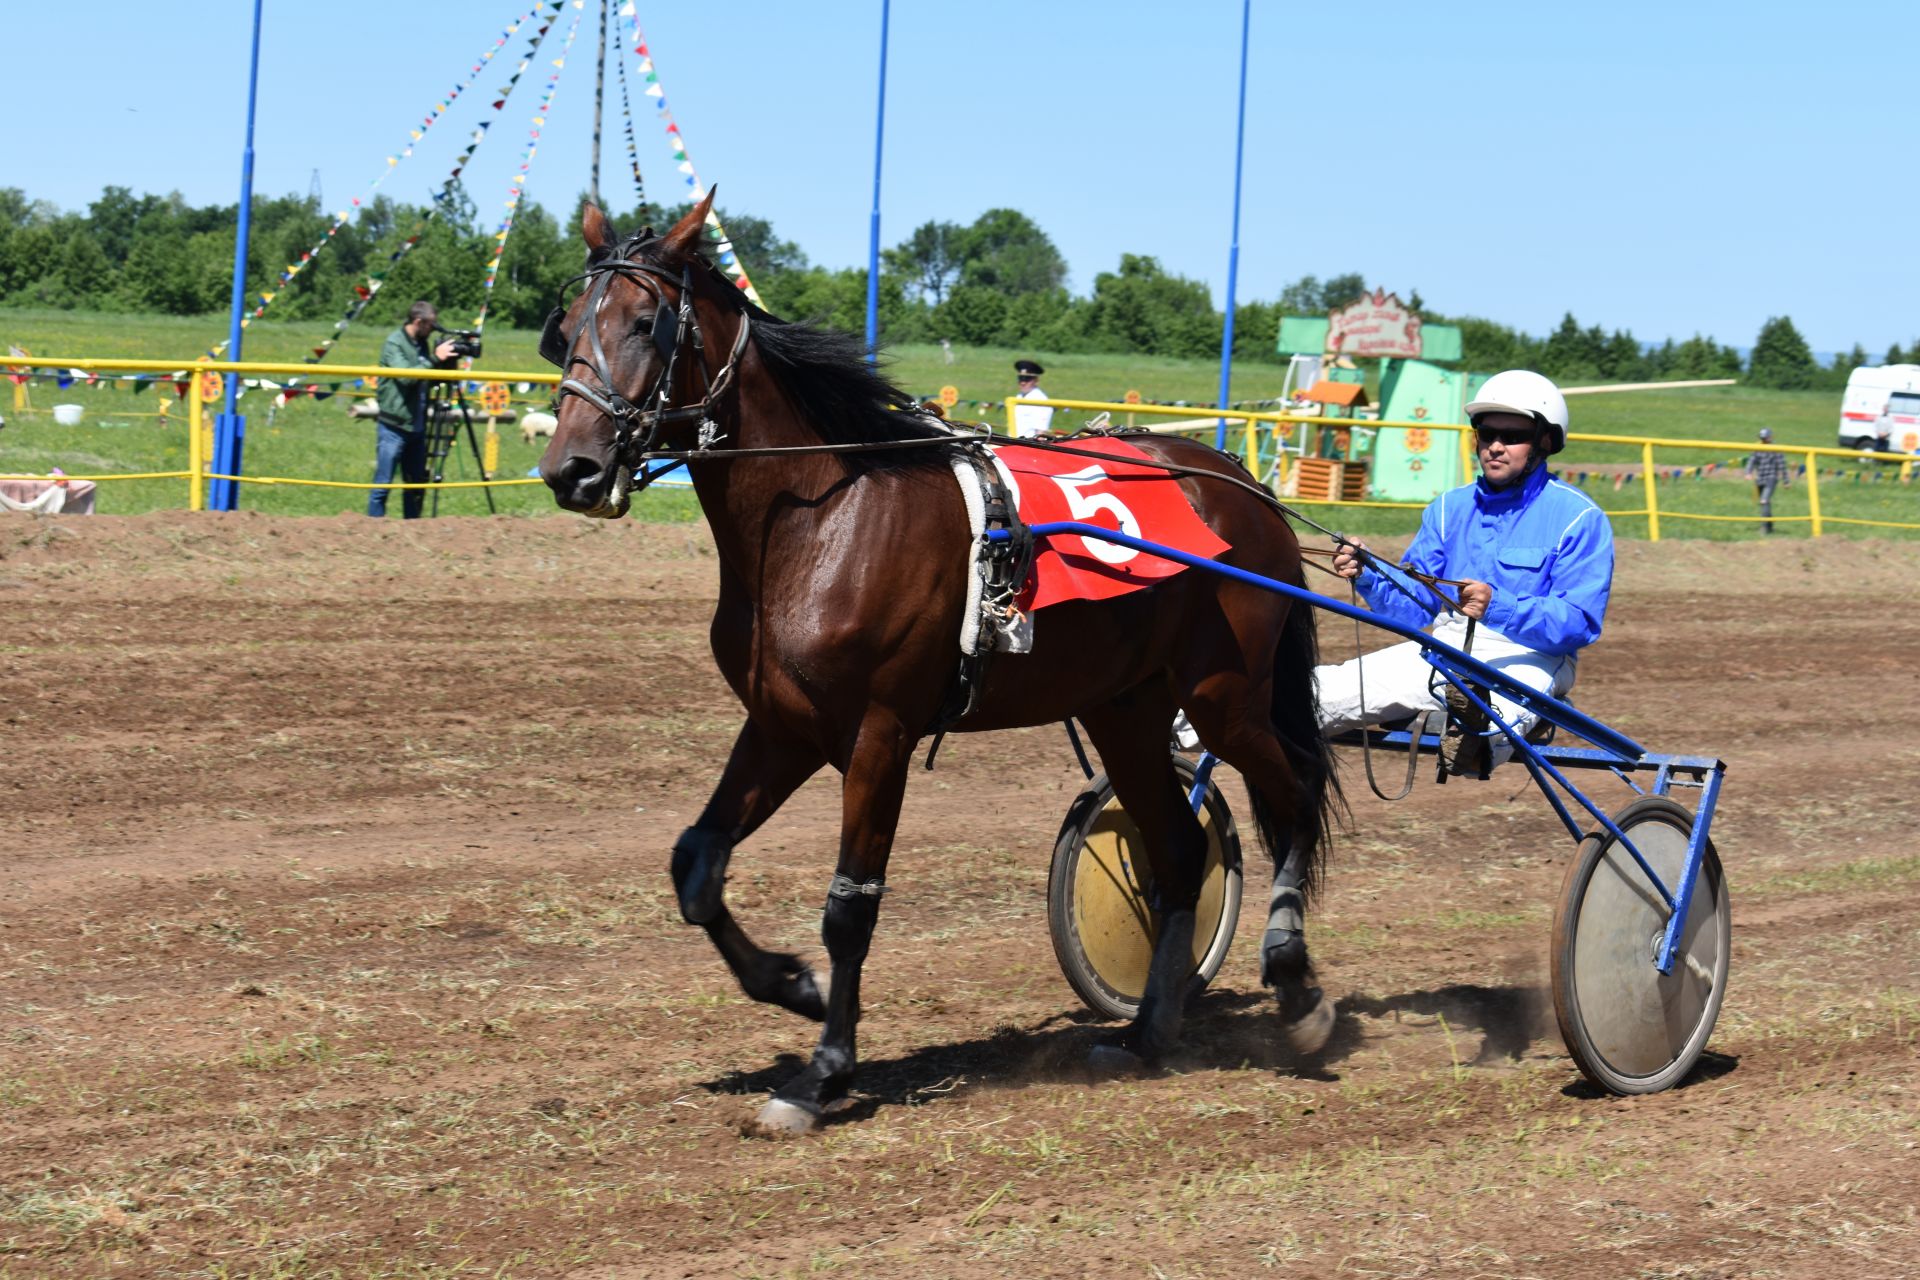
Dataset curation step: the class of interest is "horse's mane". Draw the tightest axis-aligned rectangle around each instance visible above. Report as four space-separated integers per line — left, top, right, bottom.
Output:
622 230 954 471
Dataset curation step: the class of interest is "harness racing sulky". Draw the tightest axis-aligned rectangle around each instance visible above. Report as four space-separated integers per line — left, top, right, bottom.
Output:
537 197 1730 1132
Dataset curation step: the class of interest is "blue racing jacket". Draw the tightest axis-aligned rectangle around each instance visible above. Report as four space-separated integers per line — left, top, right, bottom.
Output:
1356 464 1614 657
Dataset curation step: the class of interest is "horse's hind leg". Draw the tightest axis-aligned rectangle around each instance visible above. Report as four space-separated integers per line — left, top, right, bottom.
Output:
674 719 828 1020
1176 604 1337 1056
1075 683 1211 1068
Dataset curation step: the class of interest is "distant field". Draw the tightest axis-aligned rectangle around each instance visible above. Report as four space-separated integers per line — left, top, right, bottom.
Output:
3 309 1912 539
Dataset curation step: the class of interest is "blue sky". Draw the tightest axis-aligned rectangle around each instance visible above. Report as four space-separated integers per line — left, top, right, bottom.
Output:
5 0 1916 354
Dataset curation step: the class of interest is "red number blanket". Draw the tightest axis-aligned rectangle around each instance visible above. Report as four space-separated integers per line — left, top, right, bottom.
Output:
995 437 1231 612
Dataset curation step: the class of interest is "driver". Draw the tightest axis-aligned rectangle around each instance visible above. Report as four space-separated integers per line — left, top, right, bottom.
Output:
1316 369 1615 776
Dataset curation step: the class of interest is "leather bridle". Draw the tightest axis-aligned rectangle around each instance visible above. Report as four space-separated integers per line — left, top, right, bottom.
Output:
539 244 752 480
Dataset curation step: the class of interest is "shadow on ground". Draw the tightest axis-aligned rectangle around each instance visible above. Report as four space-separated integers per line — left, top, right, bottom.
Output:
696 981 1573 1119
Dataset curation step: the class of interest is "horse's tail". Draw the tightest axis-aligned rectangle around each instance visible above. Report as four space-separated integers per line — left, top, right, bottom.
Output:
1247 594 1344 902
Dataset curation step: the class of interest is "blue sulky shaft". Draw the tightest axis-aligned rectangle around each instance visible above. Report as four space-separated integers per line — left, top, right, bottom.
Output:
989 521 1645 759
992 520 1725 972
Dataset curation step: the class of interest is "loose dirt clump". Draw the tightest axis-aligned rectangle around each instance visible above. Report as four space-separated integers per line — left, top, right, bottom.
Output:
1 512 1916 1278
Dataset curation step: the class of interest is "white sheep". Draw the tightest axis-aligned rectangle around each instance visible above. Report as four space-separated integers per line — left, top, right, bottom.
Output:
520 410 559 446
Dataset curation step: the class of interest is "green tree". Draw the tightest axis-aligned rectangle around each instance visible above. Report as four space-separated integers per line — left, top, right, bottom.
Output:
1232 299 1281 362
49 230 114 309
1540 312 1604 381
1082 254 1219 359
88 186 163 264
883 220 964 305
933 283 1010 346
999 288 1075 347
956 209 1066 296
1426 314 1539 372
1746 315 1816 389
1277 274 1322 313
1318 273 1367 312
1277 272 1369 314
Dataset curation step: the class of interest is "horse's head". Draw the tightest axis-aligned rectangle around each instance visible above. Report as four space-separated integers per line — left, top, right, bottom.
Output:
537 190 737 518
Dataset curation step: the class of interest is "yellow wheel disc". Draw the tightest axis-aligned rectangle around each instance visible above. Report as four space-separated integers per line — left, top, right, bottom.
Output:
1048 756 1242 1021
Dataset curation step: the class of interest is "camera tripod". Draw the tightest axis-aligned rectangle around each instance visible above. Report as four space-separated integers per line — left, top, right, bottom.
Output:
423 379 497 516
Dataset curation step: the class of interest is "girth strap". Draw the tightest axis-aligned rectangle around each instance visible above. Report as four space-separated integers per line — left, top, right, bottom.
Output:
931 445 1034 746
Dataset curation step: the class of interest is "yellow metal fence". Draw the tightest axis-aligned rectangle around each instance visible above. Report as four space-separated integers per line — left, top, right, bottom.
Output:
1014 396 1920 540
4 360 1916 539
2 356 560 513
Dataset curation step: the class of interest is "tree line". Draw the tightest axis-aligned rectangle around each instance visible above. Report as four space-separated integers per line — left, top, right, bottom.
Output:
0 184 1902 391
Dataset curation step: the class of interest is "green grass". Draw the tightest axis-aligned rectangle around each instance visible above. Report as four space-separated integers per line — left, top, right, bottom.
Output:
2 308 1915 538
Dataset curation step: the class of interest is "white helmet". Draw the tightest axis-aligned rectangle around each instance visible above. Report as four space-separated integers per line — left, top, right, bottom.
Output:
1465 369 1570 455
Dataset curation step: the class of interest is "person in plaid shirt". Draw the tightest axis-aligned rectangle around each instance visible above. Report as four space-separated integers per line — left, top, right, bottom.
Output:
1746 427 1791 534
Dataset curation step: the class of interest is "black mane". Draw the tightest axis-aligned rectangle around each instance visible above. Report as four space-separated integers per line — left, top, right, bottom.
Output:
622 231 955 470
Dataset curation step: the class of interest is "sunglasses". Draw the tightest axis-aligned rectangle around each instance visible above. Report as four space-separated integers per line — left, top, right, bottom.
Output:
1475 426 1536 447
1017 375 1037 381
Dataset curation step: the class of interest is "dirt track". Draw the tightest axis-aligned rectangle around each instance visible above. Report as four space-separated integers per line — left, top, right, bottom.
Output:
1 512 1916 1279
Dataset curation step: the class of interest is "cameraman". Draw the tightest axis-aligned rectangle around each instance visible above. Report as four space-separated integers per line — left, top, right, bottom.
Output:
369 300 457 519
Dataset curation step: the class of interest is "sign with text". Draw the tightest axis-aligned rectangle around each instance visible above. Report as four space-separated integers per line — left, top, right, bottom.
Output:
1327 289 1423 359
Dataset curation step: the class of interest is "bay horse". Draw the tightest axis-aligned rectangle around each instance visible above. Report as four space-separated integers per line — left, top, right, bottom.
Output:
538 194 1341 1133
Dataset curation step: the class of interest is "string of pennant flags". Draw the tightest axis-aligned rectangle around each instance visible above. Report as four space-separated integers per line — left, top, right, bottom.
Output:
193 0 771 388
270 1 567 401
473 0 589 339
622 1 764 307
612 3 646 208
207 2 549 360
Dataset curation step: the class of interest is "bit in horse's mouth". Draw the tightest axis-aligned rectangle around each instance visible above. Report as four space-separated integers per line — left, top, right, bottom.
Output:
582 463 634 519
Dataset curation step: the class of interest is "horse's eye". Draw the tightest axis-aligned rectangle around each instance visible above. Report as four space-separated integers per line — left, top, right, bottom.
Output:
632 314 657 335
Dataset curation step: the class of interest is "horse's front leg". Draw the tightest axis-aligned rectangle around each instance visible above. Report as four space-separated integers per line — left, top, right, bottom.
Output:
673 719 828 1020
756 712 916 1134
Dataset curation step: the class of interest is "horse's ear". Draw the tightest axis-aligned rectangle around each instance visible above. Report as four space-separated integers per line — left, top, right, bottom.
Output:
659 187 717 262
580 203 615 255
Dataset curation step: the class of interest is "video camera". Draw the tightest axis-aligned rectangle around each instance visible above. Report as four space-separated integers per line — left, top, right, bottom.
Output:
434 327 484 360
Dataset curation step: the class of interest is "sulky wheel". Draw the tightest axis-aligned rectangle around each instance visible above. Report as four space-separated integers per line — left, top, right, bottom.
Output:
1047 754 1243 1021
1551 795 1731 1095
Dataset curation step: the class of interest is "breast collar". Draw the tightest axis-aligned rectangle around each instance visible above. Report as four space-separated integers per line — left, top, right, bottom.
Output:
542 249 753 467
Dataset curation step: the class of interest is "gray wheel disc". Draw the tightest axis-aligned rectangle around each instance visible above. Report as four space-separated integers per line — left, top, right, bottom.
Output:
1551 796 1731 1095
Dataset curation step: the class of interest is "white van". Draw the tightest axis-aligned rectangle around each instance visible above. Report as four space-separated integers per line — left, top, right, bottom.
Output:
1838 364 1920 452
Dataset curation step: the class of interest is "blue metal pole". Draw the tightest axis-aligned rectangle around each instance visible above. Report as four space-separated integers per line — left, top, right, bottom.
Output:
1214 0 1251 450
863 0 890 362
212 0 265 511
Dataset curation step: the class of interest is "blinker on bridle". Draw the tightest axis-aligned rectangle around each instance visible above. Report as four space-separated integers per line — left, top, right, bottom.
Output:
539 243 752 468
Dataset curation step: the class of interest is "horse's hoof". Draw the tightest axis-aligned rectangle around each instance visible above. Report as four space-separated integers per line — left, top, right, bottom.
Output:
754 1098 821 1135
1281 987 1336 1057
1086 1041 1149 1077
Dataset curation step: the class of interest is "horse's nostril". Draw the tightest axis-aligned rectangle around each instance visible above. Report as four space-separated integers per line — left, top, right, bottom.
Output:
544 453 603 497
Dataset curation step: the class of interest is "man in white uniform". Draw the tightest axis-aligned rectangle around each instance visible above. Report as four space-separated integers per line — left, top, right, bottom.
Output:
1011 359 1053 438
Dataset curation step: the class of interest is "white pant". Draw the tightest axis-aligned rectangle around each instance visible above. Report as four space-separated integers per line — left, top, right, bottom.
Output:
1315 619 1575 765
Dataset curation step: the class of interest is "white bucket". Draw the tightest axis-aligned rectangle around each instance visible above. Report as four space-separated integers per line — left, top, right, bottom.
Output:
52 403 84 426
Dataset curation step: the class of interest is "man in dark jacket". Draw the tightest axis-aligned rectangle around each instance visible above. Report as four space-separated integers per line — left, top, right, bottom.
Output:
371 301 456 518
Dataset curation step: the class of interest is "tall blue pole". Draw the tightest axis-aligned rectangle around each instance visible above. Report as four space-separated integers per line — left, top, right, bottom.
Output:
212 0 265 511
863 0 891 361
1214 0 1252 450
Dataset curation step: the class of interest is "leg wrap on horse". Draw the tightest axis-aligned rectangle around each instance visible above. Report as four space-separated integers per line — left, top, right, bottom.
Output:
822 878 884 965
1260 835 1312 990
670 827 734 925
